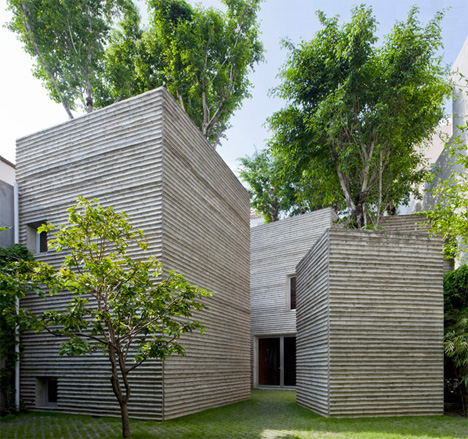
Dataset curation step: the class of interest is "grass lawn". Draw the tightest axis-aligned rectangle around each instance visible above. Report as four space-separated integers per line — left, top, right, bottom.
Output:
1 389 468 439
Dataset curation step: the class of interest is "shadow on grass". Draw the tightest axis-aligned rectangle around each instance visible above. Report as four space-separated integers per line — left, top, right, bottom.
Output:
129 390 468 439
2 390 468 439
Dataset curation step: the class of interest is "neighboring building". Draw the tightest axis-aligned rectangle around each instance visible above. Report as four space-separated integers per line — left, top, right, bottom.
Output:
400 36 468 215
249 210 264 228
16 87 251 420
0 156 16 248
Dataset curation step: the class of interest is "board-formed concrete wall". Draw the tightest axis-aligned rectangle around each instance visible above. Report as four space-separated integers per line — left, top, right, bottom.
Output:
296 228 444 417
250 209 336 388
16 87 250 420
250 208 336 338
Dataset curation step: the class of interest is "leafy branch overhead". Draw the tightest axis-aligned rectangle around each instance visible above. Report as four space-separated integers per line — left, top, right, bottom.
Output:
7 0 264 146
5 197 210 437
6 0 132 117
243 5 450 226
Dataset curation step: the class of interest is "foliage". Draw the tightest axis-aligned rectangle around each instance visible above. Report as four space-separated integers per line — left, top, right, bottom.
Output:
238 149 292 222
268 5 450 228
443 265 468 414
444 265 468 368
239 149 341 222
6 0 133 117
3 390 468 438
0 244 34 414
6 197 210 436
424 136 468 259
96 0 264 145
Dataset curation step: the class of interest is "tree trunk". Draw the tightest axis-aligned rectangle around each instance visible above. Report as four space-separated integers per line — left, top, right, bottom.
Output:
21 2 74 119
119 400 131 438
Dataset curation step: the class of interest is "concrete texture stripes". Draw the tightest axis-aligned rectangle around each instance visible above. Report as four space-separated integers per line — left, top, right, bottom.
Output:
296 227 444 417
16 87 250 421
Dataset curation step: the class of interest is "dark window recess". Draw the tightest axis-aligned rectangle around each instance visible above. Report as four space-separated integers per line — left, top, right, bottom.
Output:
47 379 58 404
39 231 48 253
290 276 296 310
36 377 58 407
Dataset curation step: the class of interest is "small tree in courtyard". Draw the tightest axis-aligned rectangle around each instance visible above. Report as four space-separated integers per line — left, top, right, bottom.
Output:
6 197 210 438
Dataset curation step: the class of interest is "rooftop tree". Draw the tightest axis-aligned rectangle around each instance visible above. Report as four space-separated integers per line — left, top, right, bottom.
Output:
268 5 450 228
97 0 264 145
6 0 132 117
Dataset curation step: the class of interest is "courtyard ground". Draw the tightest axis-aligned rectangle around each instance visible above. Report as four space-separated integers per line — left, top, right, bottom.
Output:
1 389 467 439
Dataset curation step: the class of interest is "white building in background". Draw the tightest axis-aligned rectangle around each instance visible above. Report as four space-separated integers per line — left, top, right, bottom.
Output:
401 36 468 215
0 155 16 248
0 156 16 186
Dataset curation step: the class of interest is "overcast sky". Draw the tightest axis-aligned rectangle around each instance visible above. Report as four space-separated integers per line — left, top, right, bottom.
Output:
1 0 467 172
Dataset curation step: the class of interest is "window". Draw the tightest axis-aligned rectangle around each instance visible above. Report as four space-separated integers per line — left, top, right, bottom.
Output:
36 377 58 407
289 275 296 310
26 221 48 254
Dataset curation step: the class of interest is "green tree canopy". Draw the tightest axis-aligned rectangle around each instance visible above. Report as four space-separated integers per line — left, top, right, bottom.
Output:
268 5 450 227
3 197 210 437
96 0 265 145
424 136 468 259
239 148 339 222
7 0 132 117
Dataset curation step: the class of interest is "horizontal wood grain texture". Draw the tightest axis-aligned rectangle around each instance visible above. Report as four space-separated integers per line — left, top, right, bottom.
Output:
160 90 251 420
382 214 452 272
250 209 336 338
296 227 444 417
328 229 444 417
296 230 330 416
16 87 250 421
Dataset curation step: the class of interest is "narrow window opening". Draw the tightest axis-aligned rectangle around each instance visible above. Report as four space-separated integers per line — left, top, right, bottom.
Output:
47 379 58 404
27 221 48 254
289 276 296 310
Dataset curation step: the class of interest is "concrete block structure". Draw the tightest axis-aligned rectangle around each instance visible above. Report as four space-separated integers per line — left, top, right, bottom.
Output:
250 208 336 388
16 87 250 420
296 228 444 417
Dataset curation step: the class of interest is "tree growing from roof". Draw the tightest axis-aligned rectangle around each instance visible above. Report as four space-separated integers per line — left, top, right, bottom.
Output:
238 149 293 222
268 5 450 228
6 197 210 438
96 0 264 146
239 148 341 222
6 0 132 118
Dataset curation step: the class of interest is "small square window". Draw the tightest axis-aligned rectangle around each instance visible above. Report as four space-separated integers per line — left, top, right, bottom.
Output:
36 377 58 407
26 221 48 254
289 275 296 310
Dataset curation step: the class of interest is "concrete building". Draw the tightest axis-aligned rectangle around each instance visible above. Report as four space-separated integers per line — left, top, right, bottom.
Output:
0 156 16 248
16 87 251 420
250 210 445 417
250 208 336 388
400 36 468 215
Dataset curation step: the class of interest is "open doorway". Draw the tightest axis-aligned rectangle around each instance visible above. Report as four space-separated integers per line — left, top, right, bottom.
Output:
258 336 296 387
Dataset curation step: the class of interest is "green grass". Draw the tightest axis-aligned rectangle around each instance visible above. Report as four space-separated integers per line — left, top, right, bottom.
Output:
1 390 468 439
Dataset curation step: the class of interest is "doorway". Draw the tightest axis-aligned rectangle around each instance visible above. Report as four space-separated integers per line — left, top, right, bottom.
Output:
258 336 296 387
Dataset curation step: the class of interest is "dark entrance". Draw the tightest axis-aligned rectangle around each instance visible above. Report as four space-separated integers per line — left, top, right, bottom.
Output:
258 336 296 387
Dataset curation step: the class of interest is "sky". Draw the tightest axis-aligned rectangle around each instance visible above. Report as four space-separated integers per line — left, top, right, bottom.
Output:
1 0 468 172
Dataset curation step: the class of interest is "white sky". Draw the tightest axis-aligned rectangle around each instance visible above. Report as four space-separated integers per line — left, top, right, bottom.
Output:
1 0 467 172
